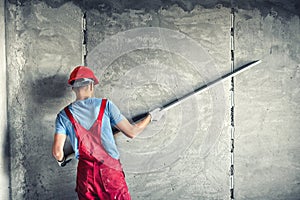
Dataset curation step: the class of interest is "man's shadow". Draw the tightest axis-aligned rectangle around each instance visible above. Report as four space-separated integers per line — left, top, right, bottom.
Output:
34 74 76 156
33 74 70 103
28 74 78 199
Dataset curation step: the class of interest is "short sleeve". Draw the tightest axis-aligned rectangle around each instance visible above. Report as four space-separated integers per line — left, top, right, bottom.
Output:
107 100 125 126
55 113 67 134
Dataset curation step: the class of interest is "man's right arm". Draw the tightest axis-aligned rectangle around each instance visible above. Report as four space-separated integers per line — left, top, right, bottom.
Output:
115 114 151 139
108 100 165 138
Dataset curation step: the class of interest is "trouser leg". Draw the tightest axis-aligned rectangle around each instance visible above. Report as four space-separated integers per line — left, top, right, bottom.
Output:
96 166 131 200
76 159 131 200
76 159 102 200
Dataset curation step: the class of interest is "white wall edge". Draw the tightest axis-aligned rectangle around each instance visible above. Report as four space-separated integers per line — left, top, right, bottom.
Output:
0 0 10 199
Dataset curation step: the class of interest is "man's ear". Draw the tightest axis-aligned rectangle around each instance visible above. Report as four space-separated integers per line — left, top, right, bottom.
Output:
89 83 94 91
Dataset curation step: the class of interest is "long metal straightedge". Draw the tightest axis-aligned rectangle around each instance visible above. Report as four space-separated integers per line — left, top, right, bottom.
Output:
160 60 261 112
131 60 261 122
129 60 261 123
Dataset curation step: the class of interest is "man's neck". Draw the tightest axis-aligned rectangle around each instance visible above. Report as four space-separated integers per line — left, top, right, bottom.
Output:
74 84 94 101
76 96 91 101
75 93 93 101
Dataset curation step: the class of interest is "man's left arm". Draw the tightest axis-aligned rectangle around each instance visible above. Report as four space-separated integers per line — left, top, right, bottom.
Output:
52 133 67 165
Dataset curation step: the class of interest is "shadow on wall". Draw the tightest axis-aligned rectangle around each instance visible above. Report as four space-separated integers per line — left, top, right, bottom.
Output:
25 73 77 199
9 0 230 12
31 74 70 105
8 0 300 17
3 121 10 200
70 0 225 12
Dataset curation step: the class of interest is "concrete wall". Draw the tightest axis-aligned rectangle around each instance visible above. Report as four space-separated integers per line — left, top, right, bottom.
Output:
6 1 82 199
3 0 300 200
234 1 300 199
85 4 231 200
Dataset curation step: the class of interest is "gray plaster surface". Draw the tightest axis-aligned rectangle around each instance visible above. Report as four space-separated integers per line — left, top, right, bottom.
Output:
6 1 81 199
234 2 300 200
3 0 300 200
86 4 231 199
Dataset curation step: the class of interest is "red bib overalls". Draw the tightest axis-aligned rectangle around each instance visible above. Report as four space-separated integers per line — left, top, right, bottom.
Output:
64 99 131 200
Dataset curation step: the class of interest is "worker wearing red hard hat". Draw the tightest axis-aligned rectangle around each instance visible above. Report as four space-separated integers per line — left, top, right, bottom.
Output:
52 66 164 200
68 66 99 85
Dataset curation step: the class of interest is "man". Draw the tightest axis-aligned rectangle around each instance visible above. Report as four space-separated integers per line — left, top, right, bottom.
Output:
52 66 163 200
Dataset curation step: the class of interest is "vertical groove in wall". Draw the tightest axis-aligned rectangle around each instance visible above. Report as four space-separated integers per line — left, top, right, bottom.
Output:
230 1 235 199
82 11 87 66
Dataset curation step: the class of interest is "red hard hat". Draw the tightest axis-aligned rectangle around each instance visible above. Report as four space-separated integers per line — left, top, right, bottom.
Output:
68 66 99 85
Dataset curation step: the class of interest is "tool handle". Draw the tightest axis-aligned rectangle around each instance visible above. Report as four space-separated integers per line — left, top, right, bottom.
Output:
112 112 149 134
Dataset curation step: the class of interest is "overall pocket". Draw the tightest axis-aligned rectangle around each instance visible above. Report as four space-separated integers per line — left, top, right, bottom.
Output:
100 168 127 193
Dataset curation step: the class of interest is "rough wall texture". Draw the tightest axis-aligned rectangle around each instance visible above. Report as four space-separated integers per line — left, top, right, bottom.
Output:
6 1 81 199
4 0 300 200
86 4 231 200
234 1 300 199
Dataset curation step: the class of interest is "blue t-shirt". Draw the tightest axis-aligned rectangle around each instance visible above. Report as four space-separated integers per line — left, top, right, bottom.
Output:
55 98 124 159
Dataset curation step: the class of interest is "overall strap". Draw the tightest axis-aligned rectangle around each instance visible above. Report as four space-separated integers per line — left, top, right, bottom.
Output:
64 105 77 126
97 99 107 122
64 98 107 126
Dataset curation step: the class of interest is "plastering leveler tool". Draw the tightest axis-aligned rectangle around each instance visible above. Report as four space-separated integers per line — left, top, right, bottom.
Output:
131 60 262 122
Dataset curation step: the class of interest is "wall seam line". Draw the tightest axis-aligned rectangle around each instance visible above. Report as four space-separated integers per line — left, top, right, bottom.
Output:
230 1 235 199
82 11 87 66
